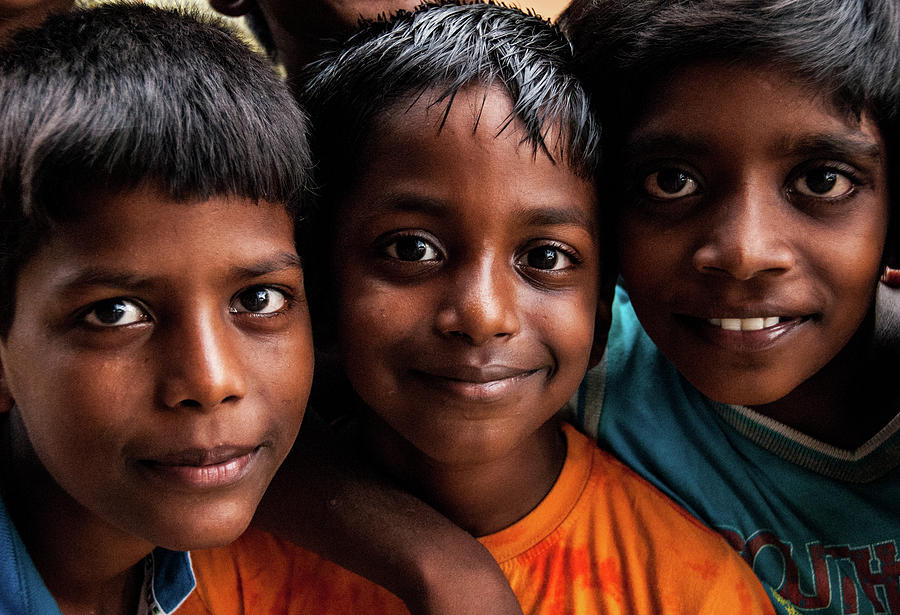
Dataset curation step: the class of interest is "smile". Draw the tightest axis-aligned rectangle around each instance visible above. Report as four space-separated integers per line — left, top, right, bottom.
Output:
677 313 812 353
138 445 262 490
706 317 781 331
412 366 543 403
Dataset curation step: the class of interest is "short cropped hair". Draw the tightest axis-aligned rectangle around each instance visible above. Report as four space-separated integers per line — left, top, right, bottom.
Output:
560 0 900 264
0 2 312 335
301 0 602 189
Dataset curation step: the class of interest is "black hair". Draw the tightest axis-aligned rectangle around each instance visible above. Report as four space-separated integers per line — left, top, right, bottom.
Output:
302 1 600 187
0 2 312 335
560 0 900 265
297 0 602 336
297 1 602 414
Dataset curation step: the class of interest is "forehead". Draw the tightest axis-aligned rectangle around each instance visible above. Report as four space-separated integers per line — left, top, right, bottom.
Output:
27 186 298 287
342 85 597 230
628 62 886 158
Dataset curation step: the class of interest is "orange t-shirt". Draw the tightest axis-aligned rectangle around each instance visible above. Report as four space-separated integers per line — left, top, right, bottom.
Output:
181 423 773 614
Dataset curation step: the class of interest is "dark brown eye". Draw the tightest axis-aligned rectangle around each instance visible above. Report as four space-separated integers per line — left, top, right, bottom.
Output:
522 246 573 271
794 168 853 197
527 247 558 270
82 299 147 327
231 287 287 314
643 169 699 199
384 236 440 262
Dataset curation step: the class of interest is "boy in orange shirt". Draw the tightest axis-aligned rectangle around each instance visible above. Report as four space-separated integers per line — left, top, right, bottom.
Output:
0 5 314 613
197 4 774 613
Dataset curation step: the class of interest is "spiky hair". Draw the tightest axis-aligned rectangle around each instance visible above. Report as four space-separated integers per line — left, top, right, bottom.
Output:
299 0 601 184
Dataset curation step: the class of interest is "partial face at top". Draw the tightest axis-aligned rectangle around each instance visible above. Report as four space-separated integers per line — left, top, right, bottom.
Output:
210 0 421 76
618 63 890 407
0 0 72 39
0 186 313 550
334 86 600 466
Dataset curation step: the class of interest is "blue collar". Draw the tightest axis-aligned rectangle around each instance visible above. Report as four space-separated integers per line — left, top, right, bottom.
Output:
143 548 196 614
0 494 195 615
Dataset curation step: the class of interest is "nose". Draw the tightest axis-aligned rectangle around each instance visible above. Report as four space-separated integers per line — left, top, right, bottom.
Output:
435 255 520 345
158 311 246 410
692 184 794 280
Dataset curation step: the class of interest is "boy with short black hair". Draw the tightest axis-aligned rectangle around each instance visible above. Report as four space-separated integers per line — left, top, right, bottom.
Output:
243 3 773 613
559 1 900 613
0 4 315 613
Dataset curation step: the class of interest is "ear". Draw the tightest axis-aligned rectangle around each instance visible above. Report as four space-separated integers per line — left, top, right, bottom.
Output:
208 0 256 18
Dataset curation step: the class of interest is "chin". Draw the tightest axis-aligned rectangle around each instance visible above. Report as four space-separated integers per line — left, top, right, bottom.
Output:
147 502 256 551
687 373 793 407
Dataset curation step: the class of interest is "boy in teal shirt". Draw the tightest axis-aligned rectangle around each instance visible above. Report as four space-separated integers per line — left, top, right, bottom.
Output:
562 1 900 613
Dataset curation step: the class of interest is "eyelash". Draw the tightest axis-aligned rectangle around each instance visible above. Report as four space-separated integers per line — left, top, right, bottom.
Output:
633 162 863 203
787 162 861 201
518 242 582 271
75 285 295 331
379 232 443 263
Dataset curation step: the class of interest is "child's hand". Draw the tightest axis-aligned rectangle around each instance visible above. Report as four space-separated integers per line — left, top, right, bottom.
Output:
882 267 900 288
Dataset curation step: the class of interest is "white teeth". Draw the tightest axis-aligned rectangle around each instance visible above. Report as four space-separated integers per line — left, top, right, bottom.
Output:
742 318 765 331
707 317 781 331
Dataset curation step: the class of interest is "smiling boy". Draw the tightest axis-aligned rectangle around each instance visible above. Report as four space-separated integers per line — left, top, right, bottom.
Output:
261 4 774 613
561 1 900 613
0 5 314 613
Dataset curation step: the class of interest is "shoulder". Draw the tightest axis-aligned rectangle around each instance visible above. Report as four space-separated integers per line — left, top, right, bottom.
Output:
540 428 774 614
186 527 407 615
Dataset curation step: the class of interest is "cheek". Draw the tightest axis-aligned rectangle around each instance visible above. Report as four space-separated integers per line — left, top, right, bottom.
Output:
532 290 597 376
337 282 426 390
617 223 678 297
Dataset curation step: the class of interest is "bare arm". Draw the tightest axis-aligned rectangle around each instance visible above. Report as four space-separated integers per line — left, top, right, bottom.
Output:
253 411 523 615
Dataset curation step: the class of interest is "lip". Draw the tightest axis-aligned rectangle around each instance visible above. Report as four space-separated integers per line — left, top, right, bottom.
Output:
676 313 811 353
137 445 262 490
411 364 543 403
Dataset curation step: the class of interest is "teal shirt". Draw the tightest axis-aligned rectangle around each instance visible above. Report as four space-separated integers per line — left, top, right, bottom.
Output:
572 286 900 615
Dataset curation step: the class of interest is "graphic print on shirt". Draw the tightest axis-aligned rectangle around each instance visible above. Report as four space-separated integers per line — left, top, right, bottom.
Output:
719 528 899 615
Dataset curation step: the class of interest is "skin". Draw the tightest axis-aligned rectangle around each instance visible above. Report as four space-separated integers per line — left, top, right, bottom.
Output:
0 185 313 614
0 0 71 42
333 86 601 536
208 0 421 79
618 62 891 448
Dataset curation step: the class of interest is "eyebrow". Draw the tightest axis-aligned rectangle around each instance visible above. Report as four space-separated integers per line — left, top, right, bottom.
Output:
621 133 714 161
362 193 596 235
517 206 596 236
775 134 883 162
363 194 450 219
623 131 883 163
229 252 303 279
54 251 303 294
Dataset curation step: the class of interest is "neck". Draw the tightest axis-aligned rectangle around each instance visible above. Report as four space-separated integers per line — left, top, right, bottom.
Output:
752 303 900 449
364 413 566 537
1 412 151 615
